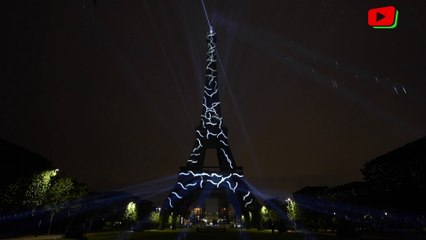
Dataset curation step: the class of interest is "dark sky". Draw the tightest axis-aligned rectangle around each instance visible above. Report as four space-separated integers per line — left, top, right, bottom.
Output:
2 0 426 202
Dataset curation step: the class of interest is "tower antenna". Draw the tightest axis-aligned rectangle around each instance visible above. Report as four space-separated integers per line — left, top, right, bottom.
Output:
201 0 212 29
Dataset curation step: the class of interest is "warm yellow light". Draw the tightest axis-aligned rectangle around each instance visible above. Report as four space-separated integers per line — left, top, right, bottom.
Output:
261 206 268 214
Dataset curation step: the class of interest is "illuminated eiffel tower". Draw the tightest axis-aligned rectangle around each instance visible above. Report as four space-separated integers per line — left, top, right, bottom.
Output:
160 26 260 228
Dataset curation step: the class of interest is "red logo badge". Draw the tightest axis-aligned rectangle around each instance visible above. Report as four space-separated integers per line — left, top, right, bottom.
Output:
368 6 398 29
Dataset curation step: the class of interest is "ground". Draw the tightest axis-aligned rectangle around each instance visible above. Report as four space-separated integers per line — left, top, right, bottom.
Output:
8 229 426 240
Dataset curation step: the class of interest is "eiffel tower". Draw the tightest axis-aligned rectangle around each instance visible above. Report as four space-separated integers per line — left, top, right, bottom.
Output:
160 26 260 229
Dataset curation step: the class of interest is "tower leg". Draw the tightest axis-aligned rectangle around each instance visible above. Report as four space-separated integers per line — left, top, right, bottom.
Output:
159 210 170 230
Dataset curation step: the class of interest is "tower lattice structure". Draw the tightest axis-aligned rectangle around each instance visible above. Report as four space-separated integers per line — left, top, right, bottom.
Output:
160 27 260 228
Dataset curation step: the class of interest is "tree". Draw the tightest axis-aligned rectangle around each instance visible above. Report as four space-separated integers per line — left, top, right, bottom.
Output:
124 201 138 222
286 199 299 230
20 170 57 235
45 177 87 235
361 137 426 213
149 210 161 228
23 169 58 209
262 199 289 232
260 206 270 227
8 169 88 235
293 186 331 231
1 180 27 214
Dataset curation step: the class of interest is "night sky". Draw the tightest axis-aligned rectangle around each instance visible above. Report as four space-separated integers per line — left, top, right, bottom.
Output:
2 1 426 202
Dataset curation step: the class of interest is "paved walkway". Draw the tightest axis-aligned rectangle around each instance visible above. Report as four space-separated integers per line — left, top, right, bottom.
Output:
3 235 63 240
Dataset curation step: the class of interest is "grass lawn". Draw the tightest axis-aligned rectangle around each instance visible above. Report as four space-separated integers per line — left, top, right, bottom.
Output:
84 230 426 240
9 229 426 240
85 229 305 240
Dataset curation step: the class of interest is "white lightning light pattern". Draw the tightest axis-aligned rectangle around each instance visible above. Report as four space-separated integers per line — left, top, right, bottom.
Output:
196 130 204 137
226 180 238 193
221 148 234 169
168 197 173 208
185 182 197 188
192 138 203 153
164 29 257 213
204 89 218 98
177 182 187 190
243 191 251 201
185 29 236 171
167 170 247 208
178 171 243 182
171 191 183 199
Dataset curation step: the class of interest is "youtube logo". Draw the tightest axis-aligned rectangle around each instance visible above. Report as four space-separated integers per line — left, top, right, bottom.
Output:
368 6 399 29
